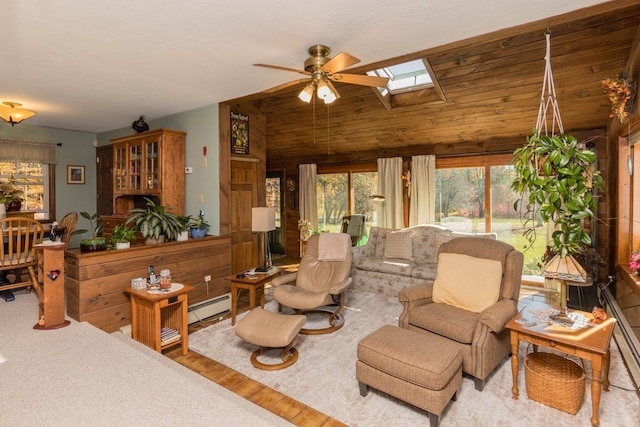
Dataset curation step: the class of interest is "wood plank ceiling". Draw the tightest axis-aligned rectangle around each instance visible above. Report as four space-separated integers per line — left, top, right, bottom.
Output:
228 2 640 169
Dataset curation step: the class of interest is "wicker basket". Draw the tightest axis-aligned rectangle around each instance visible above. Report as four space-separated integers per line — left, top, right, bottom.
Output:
524 351 585 415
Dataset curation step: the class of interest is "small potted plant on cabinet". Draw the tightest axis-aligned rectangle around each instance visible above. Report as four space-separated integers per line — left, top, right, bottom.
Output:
109 224 136 249
176 215 192 241
125 197 182 244
189 211 209 239
79 211 107 252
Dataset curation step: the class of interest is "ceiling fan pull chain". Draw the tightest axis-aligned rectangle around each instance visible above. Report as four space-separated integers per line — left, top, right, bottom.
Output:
313 95 316 144
327 103 330 154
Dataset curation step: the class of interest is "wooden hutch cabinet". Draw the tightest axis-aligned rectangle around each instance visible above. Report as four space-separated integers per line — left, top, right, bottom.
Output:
102 128 185 236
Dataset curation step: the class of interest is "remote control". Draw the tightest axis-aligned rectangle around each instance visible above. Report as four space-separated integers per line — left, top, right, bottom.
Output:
515 318 536 327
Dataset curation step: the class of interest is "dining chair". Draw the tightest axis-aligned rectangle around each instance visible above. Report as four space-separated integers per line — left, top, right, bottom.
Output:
0 218 45 294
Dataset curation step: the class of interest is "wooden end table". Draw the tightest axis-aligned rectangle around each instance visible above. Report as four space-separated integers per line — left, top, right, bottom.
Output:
506 300 616 426
226 268 280 326
123 283 194 355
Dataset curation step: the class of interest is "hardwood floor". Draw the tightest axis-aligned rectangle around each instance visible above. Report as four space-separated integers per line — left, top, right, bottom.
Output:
165 256 347 427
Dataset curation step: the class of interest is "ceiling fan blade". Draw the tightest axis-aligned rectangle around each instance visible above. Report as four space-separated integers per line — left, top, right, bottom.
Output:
253 63 309 76
261 78 309 94
330 73 389 88
321 52 360 74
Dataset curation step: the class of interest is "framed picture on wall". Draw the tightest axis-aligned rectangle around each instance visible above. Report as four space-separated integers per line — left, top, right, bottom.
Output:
67 165 85 184
231 111 249 154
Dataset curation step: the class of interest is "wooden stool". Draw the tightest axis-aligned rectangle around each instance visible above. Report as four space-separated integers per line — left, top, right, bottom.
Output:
235 308 306 370
356 325 462 427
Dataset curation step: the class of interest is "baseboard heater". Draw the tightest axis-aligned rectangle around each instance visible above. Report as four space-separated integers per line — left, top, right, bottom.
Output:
601 287 640 391
187 293 231 324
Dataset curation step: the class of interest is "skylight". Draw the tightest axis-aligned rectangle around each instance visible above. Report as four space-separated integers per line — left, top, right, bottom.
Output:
368 59 433 95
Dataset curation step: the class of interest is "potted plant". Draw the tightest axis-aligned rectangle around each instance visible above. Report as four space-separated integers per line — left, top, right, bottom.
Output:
79 211 107 252
176 215 192 241
511 131 604 259
189 211 209 239
109 224 136 249
125 197 182 244
0 178 23 212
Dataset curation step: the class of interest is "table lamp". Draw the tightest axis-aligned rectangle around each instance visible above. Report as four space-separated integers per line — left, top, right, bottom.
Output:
252 207 276 272
541 253 587 324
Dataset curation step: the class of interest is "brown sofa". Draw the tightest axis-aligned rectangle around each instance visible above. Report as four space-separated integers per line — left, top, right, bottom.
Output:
398 236 524 391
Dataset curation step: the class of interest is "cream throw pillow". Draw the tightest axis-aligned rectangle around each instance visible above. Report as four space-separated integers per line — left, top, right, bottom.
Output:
384 230 413 260
432 253 502 313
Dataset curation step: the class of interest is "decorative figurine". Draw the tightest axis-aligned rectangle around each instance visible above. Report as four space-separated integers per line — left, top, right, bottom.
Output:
592 305 608 323
132 116 149 133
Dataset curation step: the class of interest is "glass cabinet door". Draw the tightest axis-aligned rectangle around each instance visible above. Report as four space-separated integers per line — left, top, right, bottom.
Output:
128 142 142 191
145 139 160 191
114 145 127 192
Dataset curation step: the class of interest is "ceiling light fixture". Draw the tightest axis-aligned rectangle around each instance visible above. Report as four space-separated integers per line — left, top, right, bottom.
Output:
298 77 340 105
298 82 315 103
0 101 36 126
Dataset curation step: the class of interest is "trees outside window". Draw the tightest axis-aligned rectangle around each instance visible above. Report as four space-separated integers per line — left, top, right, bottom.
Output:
0 161 50 219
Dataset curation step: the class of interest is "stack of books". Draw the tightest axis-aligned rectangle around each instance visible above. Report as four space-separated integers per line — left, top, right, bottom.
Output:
160 327 181 346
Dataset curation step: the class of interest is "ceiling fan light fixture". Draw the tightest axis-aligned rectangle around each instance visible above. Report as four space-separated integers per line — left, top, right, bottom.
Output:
322 80 339 104
0 101 36 126
316 79 332 100
298 82 315 103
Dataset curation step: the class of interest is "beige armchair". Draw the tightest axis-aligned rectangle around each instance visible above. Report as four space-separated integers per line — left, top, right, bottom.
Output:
272 233 353 334
398 236 523 391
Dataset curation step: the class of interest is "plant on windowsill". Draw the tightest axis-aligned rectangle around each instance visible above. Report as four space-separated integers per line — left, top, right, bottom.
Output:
189 211 209 239
0 178 23 212
109 224 136 250
629 250 640 275
125 197 182 244
79 211 107 252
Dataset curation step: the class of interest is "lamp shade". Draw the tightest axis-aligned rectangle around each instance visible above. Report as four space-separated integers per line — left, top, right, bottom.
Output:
252 207 276 232
541 253 587 283
298 83 315 103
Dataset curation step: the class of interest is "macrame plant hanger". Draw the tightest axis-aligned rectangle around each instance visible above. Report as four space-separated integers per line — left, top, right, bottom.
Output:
536 30 588 322
535 29 564 137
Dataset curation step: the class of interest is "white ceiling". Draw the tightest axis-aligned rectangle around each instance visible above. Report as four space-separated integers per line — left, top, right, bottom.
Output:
0 0 609 133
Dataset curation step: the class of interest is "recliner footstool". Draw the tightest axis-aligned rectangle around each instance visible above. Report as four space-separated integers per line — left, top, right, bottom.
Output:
356 325 462 427
235 307 306 371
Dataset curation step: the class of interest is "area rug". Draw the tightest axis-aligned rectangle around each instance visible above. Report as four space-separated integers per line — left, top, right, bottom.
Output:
189 289 639 427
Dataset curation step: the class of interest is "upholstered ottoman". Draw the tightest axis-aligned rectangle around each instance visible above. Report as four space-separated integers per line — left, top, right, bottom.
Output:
235 308 306 371
356 325 462 427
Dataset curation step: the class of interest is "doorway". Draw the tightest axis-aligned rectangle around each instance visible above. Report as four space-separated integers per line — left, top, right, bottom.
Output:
266 171 284 255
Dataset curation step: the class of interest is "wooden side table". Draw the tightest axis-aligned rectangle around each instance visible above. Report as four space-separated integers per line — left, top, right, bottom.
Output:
123 284 194 355
506 300 616 426
227 268 280 326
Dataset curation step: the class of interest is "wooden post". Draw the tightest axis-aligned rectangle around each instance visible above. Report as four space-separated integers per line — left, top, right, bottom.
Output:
33 243 71 330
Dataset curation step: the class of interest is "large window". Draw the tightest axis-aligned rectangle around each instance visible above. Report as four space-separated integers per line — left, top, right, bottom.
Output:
0 161 52 220
316 165 378 243
435 155 546 275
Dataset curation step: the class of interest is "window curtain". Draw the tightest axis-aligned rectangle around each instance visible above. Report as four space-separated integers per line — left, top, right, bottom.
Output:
377 157 404 229
409 155 436 226
299 163 318 229
0 138 58 164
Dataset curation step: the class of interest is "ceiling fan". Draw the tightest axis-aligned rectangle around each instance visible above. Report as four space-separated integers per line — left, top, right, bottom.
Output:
254 44 389 104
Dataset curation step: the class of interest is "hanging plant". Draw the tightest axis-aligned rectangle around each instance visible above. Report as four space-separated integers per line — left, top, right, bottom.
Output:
602 73 635 123
511 131 604 258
